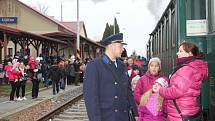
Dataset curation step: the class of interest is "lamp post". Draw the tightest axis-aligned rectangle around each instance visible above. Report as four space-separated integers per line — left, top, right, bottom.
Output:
122 28 128 42
114 12 120 34
60 0 63 21
76 0 80 59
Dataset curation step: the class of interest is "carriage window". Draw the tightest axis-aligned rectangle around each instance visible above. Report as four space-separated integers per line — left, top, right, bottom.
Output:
166 19 169 50
211 0 215 32
186 0 207 36
171 11 176 47
162 23 166 51
186 0 206 20
158 29 161 54
152 36 155 55
156 32 158 54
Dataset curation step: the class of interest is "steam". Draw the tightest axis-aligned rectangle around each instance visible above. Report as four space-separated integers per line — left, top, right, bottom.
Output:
88 0 170 20
147 0 162 21
90 0 107 3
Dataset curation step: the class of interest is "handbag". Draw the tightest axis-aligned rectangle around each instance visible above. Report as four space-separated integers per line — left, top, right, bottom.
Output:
173 99 203 121
19 76 27 81
37 73 43 80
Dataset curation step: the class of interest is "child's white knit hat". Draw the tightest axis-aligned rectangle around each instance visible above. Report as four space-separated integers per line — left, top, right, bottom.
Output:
155 77 168 87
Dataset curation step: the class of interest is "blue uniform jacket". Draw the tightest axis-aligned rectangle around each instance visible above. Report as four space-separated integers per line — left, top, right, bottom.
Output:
83 54 138 121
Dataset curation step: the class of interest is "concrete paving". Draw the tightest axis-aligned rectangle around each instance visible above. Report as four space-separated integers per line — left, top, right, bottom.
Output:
0 84 82 119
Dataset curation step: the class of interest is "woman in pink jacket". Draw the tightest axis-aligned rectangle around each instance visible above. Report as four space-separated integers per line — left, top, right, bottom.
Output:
134 57 169 121
5 61 15 101
153 42 208 121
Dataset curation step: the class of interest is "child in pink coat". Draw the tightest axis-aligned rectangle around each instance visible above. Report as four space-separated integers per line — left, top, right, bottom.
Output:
134 57 168 121
138 77 168 121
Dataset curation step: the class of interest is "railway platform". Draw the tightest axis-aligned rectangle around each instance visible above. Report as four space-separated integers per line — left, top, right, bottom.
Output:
0 84 83 121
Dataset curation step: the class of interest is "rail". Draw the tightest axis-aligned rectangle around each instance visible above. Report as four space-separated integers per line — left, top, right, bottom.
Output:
37 93 83 121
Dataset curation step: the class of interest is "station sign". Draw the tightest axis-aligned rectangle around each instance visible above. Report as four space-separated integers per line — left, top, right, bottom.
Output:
186 19 208 36
0 17 17 24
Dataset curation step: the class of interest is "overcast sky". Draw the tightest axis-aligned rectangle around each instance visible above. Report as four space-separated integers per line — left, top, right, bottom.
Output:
20 0 170 58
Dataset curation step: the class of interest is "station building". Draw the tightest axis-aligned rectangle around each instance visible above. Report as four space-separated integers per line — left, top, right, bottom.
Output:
0 0 104 63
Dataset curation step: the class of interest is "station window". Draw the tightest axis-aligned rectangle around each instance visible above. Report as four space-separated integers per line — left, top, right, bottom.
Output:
186 0 206 20
8 48 13 57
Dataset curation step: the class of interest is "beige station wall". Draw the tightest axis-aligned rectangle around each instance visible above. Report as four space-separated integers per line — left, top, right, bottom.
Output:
18 4 58 34
0 0 59 33
0 0 79 60
80 28 86 38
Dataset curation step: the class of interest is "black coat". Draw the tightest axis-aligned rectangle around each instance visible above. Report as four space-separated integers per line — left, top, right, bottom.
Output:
48 65 61 81
83 54 138 121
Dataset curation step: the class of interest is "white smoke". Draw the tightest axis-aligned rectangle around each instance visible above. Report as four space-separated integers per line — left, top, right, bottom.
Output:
87 0 170 21
147 0 162 21
91 0 107 3
147 0 170 21
61 0 107 3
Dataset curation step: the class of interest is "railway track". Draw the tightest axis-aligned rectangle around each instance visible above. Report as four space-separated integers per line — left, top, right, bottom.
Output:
52 98 88 121
37 94 88 121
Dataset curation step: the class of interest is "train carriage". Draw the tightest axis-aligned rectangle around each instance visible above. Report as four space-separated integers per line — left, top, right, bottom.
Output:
147 0 215 120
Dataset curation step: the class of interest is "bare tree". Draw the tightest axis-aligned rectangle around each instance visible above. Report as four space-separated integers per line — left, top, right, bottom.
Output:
36 2 49 15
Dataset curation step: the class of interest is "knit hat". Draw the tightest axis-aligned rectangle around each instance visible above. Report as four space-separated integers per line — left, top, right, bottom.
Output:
36 57 41 62
155 77 168 87
132 64 139 70
148 57 161 69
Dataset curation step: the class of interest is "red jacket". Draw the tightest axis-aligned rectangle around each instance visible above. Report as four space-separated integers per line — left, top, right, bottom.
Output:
135 59 142 67
29 60 36 70
12 69 21 80
5 65 14 81
159 59 208 121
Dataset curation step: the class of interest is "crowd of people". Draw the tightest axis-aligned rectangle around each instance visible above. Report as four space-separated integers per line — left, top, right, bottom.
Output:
0 53 87 101
0 32 208 121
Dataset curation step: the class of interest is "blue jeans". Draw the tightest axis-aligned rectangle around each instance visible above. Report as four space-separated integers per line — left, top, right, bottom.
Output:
60 79 65 90
43 76 49 87
52 79 59 95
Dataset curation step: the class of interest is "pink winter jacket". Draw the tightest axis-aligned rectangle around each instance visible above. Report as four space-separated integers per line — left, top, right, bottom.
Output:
159 59 208 121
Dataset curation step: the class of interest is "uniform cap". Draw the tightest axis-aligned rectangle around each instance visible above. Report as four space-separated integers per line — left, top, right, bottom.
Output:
101 33 127 46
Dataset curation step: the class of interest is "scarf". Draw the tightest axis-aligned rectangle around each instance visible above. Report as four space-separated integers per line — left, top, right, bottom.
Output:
171 56 196 76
